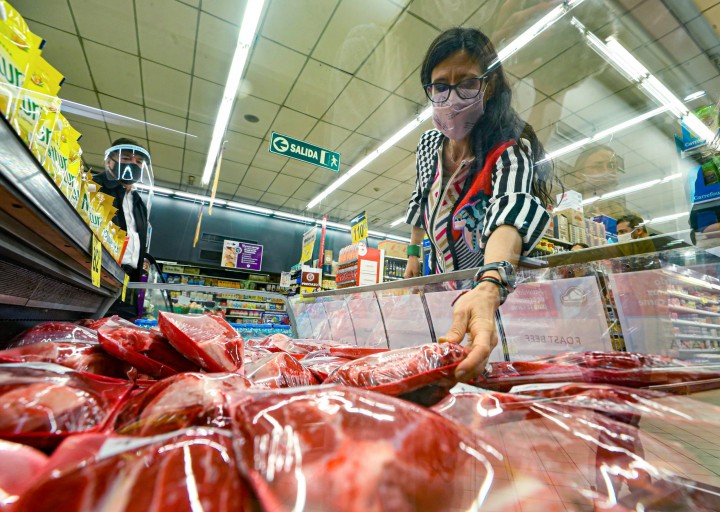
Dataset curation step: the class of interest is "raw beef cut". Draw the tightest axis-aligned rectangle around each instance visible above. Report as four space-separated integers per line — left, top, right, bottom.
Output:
471 351 720 392
0 439 48 511
323 342 465 396
0 342 132 379
434 391 720 510
243 347 273 365
6 322 97 347
248 334 387 360
16 428 256 512
0 363 132 449
244 353 318 389
158 312 244 372
113 372 251 436
299 351 352 381
230 386 496 512
98 316 198 378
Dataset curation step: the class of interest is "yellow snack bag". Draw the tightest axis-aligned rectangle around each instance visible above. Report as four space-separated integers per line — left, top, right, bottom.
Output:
0 1 44 52
12 55 64 146
47 114 78 190
87 189 113 233
100 220 126 262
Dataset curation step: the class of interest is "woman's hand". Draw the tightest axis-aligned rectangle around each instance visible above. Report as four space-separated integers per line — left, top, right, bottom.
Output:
439 281 501 382
404 256 420 278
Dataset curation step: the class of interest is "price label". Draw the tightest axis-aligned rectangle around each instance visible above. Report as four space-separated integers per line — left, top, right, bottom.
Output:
350 211 368 244
121 273 129 301
91 235 102 288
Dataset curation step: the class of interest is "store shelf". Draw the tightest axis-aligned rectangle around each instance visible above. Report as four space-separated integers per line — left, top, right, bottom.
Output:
672 319 720 329
542 236 574 247
383 276 404 281
665 290 720 305
337 259 358 267
674 333 720 341
0 115 123 329
385 255 408 261
669 305 720 316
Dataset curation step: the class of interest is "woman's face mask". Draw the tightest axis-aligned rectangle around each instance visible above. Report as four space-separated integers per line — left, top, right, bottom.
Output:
431 84 487 140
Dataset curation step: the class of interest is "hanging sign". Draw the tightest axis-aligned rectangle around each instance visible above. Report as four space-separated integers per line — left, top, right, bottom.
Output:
222 240 263 271
300 226 317 264
269 131 340 172
350 211 368 244
280 271 292 289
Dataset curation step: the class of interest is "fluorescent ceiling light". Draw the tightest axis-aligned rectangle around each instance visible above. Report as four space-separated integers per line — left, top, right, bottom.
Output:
174 191 206 201
307 1 583 211
273 211 316 223
135 184 175 195
201 0 265 185
226 201 273 215
684 91 706 102
385 234 412 242
390 217 405 227
600 179 660 200
648 211 689 224
325 221 350 231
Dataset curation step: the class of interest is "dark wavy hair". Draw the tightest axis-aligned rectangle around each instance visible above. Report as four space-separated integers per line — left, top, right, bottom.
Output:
421 27 555 208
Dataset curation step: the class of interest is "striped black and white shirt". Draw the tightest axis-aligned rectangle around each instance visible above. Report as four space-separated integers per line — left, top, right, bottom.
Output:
404 129 550 273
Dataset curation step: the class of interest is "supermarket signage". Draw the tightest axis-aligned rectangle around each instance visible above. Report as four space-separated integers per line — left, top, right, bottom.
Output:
350 211 368 244
269 131 340 172
301 268 322 289
280 271 292 288
222 240 263 271
300 226 317 264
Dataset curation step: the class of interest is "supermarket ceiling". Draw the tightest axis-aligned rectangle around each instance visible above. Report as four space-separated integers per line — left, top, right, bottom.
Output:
12 0 720 236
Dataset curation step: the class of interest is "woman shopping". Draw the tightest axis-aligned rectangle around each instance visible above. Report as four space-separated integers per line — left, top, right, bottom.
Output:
404 27 552 381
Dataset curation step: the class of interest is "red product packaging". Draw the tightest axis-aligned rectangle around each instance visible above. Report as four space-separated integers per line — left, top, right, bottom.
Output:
299 351 352 381
0 439 48 511
158 312 244 373
6 322 97 347
244 353 318 389
16 428 257 512
0 342 133 380
323 342 465 396
0 363 133 450
248 334 387 360
230 386 494 512
97 316 198 378
113 372 251 436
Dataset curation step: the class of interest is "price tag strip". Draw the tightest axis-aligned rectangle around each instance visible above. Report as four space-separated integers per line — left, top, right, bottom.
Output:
91 235 102 288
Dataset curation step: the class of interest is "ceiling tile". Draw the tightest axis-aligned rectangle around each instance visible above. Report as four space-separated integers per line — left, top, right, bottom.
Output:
292 180 326 201
195 12 236 85
314 189 352 211
337 169 378 193
269 174 304 196
24 21 93 89
218 160 249 183
393 116 433 152
657 27 701 65
262 0 337 55
364 199 395 217
60 83 100 108
259 192 290 207
250 146 293 172
149 142 184 170
15 0 76 32
225 131 263 165
323 78 390 131
82 152 105 170
84 41 143 103
409 0 482 29
527 43 603 97
142 60 192 117
307 165 340 184
632 0 680 40
356 12 438 91
381 152 415 180
336 194 374 214
244 37 306 104
146 108 188 146
234 186 265 202
137 0 197 73
202 0 246 21
362 175 403 199
99 95 147 139
189 77 223 124
68 120 111 156
109 132 149 150
336 132 376 164
182 149 205 177
357 94 419 140
282 197 308 211
364 146 411 174
64 111 104 131
184 120 211 153
379 181 413 203
394 68 425 106
305 121 351 152
153 166 183 185
313 0 401 74
285 59 352 117
230 94 280 138
242 168 278 191
215 180 239 198
281 159 317 178
269 107 317 140
69 0 137 53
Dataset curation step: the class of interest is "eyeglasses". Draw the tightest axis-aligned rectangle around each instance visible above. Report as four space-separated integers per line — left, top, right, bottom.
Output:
423 77 486 104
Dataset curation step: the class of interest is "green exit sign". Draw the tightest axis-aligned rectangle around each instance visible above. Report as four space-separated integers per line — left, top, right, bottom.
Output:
269 131 340 172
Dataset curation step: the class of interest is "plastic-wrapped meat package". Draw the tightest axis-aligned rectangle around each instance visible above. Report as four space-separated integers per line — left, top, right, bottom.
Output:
6 322 97 347
0 439 48 511
16 428 257 512
0 363 133 449
0 342 133 380
244 353 318 389
158 312 244 372
472 351 720 392
98 316 198 378
433 391 720 511
248 334 387 360
300 351 352 381
230 385 498 512
323 342 465 398
243 347 273 365
113 372 251 436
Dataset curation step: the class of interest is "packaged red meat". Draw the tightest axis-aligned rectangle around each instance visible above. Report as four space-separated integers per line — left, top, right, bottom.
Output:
16 428 257 512
245 353 318 389
97 316 198 378
0 439 48 511
434 391 720 510
113 372 251 436
0 363 133 449
299 351 352 381
6 322 97 347
0 342 132 380
158 312 244 372
249 334 387 360
230 386 496 512
323 342 465 397
243 347 273 365
471 351 720 392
